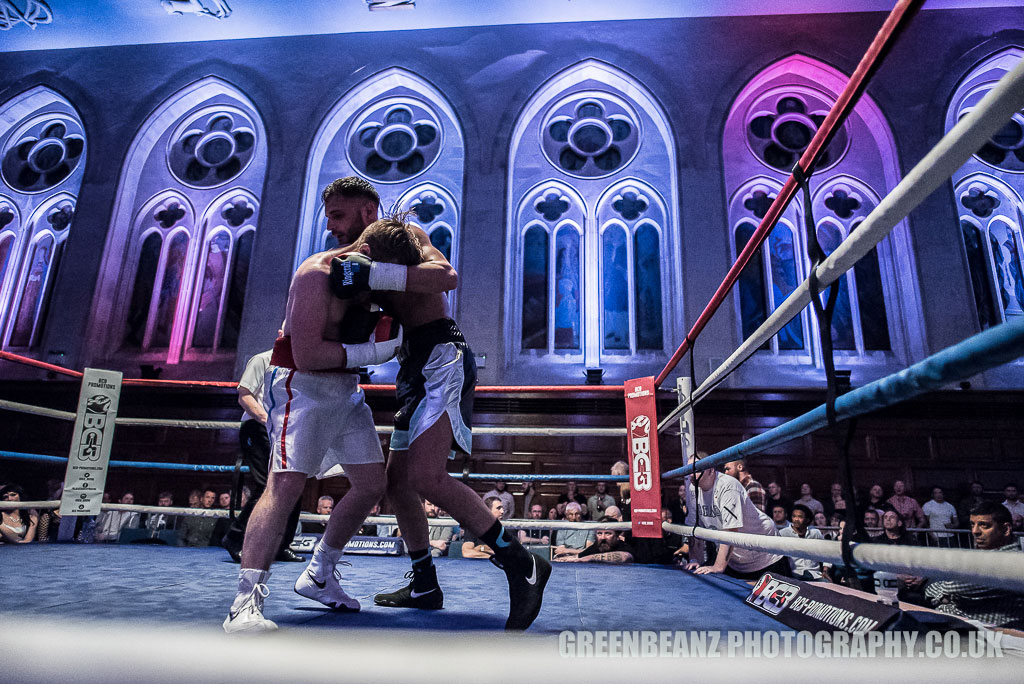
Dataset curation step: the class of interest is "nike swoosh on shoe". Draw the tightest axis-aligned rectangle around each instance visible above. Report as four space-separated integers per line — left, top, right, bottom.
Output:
410 588 437 598
525 556 538 585
308 571 326 589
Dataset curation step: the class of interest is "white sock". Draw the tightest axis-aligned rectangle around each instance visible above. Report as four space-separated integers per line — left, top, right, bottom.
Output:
307 540 344 580
233 568 270 611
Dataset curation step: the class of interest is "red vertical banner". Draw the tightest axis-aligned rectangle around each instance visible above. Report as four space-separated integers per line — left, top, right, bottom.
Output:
624 376 662 538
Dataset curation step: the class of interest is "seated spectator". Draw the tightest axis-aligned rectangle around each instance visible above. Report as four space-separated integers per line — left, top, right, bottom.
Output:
563 518 634 564
769 503 789 530
304 495 334 534
94 492 140 543
630 508 685 565
823 483 849 519
546 506 561 521
218 491 231 509
866 484 891 515
425 500 454 557
922 486 958 547
683 453 789 579
587 481 616 520
611 460 631 521
0 484 38 544
519 503 551 545
958 481 986 525
482 480 515 520
462 496 505 558
552 502 595 559
36 481 67 543
888 480 924 530
812 512 827 529
879 509 915 546
178 488 218 547
765 481 791 516
1002 484 1024 523
778 504 824 580
187 489 202 508
666 483 687 524
143 491 178 533
862 509 884 541
795 484 824 516
604 505 623 522
557 481 589 513
211 490 234 546
824 512 844 540
923 502 1024 630
723 460 766 512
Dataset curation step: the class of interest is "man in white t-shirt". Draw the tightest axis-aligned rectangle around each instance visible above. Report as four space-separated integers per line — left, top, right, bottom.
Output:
683 454 788 579
922 486 958 547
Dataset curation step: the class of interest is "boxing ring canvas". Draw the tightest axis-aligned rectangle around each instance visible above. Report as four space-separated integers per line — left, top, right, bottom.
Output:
0 546 781 634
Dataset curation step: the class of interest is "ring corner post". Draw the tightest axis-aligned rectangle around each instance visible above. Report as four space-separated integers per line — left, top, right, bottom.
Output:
624 376 661 538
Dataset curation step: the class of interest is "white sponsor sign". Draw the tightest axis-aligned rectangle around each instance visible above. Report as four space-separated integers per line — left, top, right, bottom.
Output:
60 368 122 516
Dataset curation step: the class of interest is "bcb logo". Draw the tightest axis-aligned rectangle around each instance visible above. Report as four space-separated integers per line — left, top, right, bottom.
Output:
746 574 800 616
630 415 652 492
78 394 109 461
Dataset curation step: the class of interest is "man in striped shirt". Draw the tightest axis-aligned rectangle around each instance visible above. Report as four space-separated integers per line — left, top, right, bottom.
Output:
723 459 766 512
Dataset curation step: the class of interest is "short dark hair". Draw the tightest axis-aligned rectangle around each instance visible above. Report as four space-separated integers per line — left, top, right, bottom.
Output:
483 496 502 511
791 504 813 520
321 176 380 206
157 491 173 500
970 501 1013 528
351 212 423 266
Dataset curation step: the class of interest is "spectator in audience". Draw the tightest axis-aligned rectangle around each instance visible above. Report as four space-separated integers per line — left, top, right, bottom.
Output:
879 509 915 546
94 492 140 543
304 496 335 534
770 503 789 530
779 504 824 580
923 502 1024 630
557 481 589 512
958 481 986 525
143 491 177 533
546 506 560 521
630 508 685 565
562 518 634 564
824 512 844 540
765 481 790 516
424 499 454 557
1002 484 1024 522
723 460 766 512
462 496 505 558
866 484 889 515
482 481 515 520
520 481 537 517
823 483 849 519
187 489 202 508
812 512 827 529
888 480 924 530
552 502 595 559
179 488 218 547
587 481 616 520
666 482 687 524
862 509 885 541
683 453 789 578
36 481 66 543
922 486 958 547
611 460 631 520
795 484 824 516
218 492 231 509
555 501 568 519
239 486 252 510
0 484 38 544
605 505 623 522
519 503 550 545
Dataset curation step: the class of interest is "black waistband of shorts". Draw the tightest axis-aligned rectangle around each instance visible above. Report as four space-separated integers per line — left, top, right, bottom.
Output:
404 318 464 349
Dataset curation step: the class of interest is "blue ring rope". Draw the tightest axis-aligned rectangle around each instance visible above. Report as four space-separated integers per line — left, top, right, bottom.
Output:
662 317 1024 480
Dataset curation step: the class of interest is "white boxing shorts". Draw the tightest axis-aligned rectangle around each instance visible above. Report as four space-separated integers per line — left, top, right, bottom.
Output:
264 367 383 478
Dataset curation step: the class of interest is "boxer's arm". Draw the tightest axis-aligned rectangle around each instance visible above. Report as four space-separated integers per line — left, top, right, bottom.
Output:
405 225 457 293
289 267 349 371
237 389 267 425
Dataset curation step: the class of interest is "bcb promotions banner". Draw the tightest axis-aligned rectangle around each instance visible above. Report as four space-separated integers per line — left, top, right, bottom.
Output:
625 377 662 538
60 369 122 516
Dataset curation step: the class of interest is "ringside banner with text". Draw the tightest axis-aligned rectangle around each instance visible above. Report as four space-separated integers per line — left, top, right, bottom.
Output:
60 368 122 516
746 573 902 634
625 376 662 538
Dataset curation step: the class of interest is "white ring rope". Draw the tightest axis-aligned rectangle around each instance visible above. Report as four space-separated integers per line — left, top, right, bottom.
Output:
664 523 1024 593
659 57 1024 432
0 397 625 436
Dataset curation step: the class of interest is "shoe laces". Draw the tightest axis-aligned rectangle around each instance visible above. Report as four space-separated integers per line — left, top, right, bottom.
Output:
245 583 270 614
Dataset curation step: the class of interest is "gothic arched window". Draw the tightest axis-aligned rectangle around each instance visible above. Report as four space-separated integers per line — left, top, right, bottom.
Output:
0 87 86 351
506 60 680 372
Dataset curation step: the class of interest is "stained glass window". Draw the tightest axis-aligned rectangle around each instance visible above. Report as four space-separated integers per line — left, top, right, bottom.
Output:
522 225 548 350
429 226 452 263
816 223 855 350
192 231 230 348
553 227 580 351
634 224 663 350
0 234 14 290
735 221 768 343
152 232 188 348
222 230 253 349
9 235 53 347
602 226 629 350
124 232 162 348
768 225 804 350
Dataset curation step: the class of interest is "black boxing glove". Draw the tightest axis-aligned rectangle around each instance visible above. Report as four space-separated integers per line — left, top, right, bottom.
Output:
330 253 407 299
